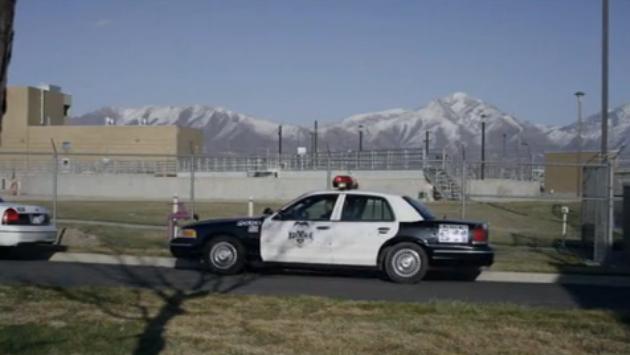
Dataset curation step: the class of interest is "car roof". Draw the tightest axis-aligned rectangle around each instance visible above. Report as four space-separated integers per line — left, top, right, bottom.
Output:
304 190 403 199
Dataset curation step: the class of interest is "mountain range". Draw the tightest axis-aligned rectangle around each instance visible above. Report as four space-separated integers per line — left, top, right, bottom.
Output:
71 93 630 158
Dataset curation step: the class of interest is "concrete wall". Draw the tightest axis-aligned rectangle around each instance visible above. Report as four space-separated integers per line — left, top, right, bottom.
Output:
466 179 540 198
17 170 433 202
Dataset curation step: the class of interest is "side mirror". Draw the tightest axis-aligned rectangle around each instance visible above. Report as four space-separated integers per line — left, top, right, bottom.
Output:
263 207 274 216
193 213 200 221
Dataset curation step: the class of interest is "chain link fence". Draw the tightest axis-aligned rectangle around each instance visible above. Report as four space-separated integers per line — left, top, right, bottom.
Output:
1 149 624 266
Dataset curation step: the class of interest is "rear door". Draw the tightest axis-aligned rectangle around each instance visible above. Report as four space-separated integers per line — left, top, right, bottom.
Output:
260 194 340 264
329 194 398 266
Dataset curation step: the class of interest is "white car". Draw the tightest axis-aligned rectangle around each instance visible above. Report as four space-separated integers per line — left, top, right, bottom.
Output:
0 198 57 247
170 176 494 283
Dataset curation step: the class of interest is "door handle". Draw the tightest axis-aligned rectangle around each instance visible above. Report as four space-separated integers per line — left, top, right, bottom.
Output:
317 226 331 230
378 227 390 234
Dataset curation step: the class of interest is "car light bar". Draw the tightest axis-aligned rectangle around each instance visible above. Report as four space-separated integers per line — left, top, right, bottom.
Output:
1 208 19 225
332 175 359 190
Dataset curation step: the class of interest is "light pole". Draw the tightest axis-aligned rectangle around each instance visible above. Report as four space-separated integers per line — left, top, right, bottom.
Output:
575 91 585 196
424 129 430 159
480 114 487 180
601 0 609 160
277 125 283 156
521 141 533 181
358 124 364 152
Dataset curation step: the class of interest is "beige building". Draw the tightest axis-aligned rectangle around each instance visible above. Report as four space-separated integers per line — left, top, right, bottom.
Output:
0 85 202 156
544 151 602 195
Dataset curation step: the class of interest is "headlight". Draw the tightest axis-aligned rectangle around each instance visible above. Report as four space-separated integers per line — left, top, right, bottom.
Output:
178 228 197 238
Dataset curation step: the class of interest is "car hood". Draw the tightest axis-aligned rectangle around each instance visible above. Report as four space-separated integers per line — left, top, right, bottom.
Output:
184 216 266 228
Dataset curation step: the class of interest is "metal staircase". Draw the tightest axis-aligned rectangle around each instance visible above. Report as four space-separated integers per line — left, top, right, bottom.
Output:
423 166 461 200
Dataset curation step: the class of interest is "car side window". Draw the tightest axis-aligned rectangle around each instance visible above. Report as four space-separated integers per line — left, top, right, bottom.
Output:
341 195 394 222
278 194 338 221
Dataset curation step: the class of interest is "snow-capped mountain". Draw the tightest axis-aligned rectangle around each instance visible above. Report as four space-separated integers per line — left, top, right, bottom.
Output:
545 103 630 154
72 105 310 154
324 92 558 158
71 93 630 157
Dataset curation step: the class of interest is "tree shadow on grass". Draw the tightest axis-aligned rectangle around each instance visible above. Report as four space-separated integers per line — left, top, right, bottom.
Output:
20 250 259 355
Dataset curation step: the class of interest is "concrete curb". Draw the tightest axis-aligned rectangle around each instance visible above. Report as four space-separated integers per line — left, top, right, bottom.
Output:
47 252 630 287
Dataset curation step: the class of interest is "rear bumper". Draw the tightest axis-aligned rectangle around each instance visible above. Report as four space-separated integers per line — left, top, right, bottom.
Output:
429 245 494 268
0 227 57 247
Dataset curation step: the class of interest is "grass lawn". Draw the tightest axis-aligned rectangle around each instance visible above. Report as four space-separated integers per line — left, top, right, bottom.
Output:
58 224 171 257
0 286 629 355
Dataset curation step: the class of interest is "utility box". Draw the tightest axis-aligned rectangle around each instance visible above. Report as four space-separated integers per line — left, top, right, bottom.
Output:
625 185 630 256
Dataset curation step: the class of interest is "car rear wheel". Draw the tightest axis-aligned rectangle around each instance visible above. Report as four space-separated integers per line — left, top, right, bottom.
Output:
384 242 428 284
203 236 246 275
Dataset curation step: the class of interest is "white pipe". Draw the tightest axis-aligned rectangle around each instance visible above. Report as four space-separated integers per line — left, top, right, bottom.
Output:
248 196 254 217
172 195 179 239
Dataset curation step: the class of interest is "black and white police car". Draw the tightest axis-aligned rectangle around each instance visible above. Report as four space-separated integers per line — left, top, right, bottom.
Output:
170 176 493 283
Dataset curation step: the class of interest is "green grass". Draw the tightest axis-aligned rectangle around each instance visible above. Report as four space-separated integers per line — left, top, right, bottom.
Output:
24 199 622 274
33 200 284 226
58 224 171 257
0 286 629 354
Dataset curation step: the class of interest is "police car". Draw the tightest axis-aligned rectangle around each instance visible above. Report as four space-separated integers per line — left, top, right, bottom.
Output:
170 176 493 283
0 198 57 247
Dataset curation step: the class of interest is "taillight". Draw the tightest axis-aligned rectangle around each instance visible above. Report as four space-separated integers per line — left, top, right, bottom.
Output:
2 209 19 225
471 227 488 245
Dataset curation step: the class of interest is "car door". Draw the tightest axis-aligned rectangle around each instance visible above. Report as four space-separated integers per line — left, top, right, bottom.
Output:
260 193 341 264
329 194 398 266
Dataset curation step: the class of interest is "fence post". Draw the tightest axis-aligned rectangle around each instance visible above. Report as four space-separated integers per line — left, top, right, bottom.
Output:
605 160 615 261
624 184 630 259
50 139 58 225
189 142 196 218
326 152 332 189
460 159 466 219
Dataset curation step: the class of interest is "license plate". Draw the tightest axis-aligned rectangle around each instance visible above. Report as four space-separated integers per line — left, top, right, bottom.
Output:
438 224 469 243
30 214 47 225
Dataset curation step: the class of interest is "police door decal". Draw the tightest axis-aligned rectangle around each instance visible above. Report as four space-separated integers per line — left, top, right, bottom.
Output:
288 221 314 247
260 217 333 264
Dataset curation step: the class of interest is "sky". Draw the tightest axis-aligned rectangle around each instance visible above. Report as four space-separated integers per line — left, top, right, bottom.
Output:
8 0 630 126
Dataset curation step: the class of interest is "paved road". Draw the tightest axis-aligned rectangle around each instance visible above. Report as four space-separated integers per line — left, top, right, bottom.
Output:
1 259 629 310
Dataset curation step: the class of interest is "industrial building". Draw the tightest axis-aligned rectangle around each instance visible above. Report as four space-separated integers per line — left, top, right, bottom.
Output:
0 85 202 156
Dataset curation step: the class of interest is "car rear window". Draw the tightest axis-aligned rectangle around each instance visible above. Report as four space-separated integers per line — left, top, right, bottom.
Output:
403 196 435 220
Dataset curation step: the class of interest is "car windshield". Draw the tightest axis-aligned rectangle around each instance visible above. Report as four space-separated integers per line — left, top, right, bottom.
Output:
403 196 435 220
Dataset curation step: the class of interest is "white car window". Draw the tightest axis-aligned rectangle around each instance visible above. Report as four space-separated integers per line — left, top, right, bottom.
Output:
277 194 338 221
341 195 394 222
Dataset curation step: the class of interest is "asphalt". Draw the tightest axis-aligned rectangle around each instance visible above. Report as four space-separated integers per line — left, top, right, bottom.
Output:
1 257 630 310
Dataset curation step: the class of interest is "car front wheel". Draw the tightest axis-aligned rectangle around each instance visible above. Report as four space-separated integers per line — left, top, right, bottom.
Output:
203 236 246 275
384 242 429 284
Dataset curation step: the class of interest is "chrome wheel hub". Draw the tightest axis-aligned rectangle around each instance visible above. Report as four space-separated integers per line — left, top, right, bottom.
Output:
391 249 421 277
210 242 237 269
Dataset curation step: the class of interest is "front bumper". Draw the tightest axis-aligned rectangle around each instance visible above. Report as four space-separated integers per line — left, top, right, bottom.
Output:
428 245 494 267
0 226 57 247
169 238 201 259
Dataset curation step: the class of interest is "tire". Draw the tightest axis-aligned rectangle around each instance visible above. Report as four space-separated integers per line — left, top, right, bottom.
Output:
203 236 246 275
384 242 429 284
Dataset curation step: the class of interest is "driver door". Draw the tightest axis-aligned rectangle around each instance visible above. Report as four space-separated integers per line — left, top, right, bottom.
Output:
260 194 340 264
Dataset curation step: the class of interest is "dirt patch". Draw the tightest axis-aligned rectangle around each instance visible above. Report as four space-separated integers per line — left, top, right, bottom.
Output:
59 227 103 248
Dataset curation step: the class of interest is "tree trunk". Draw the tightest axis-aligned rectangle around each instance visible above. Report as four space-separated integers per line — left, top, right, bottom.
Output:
0 0 16 130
